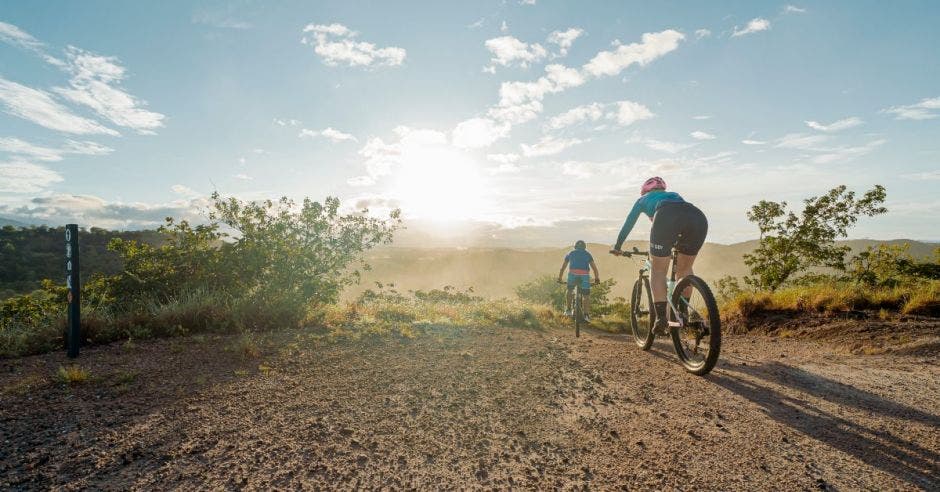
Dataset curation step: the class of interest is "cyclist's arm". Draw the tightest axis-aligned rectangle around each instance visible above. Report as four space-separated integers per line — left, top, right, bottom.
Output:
589 260 600 283
557 258 569 281
614 199 643 250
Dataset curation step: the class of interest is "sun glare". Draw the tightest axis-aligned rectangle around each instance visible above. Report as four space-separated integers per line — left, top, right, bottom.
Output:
389 145 489 222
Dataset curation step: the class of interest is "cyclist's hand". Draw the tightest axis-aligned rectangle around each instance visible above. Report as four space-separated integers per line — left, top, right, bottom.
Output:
557 277 564 284
593 277 600 285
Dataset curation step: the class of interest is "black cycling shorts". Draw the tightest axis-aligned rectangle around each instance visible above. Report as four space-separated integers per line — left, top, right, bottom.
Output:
649 202 708 257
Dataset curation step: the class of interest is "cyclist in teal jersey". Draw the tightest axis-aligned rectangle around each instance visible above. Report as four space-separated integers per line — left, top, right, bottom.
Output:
557 240 601 321
610 177 708 335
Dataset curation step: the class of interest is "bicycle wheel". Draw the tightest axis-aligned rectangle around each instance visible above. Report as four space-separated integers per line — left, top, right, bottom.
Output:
574 285 582 338
630 276 655 350
670 275 721 375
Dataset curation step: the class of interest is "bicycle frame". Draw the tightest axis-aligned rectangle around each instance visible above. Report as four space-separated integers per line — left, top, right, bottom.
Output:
635 249 687 328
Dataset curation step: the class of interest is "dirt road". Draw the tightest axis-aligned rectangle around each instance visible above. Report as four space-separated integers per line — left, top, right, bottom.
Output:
2 325 938 490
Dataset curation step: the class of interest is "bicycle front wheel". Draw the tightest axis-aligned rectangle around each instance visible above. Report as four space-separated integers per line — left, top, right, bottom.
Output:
630 276 654 350
670 275 721 375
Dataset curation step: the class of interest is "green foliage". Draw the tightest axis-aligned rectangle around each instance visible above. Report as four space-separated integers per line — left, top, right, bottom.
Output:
209 193 402 307
849 243 940 287
0 225 162 299
0 194 401 358
743 185 887 291
514 274 621 316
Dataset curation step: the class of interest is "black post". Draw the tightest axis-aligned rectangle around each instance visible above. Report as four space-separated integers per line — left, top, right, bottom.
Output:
66 224 81 358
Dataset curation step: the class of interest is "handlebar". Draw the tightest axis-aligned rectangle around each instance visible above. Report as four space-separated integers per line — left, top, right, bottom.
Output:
609 246 649 258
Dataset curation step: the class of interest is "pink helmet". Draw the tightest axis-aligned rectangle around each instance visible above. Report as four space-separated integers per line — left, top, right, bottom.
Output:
640 176 666 195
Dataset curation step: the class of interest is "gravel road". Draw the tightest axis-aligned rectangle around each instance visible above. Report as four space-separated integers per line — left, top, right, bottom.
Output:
1 325 938 490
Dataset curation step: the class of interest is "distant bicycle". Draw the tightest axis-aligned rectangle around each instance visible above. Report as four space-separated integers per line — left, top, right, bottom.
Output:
612 246 721 375
556 279 590 337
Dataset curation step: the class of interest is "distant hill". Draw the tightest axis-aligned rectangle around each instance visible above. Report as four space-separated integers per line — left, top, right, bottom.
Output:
0 217 34 228
348 239 938 300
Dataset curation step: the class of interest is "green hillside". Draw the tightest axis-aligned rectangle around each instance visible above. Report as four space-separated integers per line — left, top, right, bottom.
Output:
350 240 938 300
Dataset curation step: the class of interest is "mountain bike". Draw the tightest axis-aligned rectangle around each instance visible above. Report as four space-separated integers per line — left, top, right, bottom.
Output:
612 247 721 376
557 279 586 337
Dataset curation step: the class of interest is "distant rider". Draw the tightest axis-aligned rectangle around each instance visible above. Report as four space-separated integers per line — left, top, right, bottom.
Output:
557 240 601 322
610 177 708 334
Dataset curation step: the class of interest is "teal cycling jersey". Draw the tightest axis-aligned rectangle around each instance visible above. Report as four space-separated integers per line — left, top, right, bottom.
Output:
614 190 685 249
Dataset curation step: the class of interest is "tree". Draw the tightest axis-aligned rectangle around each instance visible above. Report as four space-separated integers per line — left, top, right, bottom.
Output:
743 185 887 291
209 193 402 306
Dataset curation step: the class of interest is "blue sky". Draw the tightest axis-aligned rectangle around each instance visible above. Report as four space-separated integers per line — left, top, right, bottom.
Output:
1 1 938 245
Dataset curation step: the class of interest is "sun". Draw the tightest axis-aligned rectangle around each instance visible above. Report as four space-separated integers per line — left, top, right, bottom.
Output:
389 144 489 222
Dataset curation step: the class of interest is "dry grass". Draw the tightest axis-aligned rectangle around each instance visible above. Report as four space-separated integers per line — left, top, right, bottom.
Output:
721 280 940 321
56 365 90 385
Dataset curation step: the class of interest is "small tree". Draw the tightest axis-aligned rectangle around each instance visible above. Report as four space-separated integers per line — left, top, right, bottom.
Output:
743 185 887 291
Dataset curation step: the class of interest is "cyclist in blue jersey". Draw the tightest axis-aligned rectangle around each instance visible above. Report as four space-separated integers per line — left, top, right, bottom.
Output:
557 240 601 321
610 177 708 335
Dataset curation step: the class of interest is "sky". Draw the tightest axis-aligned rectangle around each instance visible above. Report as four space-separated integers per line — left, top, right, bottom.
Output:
0 1 938 246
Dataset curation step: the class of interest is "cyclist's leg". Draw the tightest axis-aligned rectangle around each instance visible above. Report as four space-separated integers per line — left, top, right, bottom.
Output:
580 275 591 316
565 273 576 312
675 203 709 299
650 205 680 327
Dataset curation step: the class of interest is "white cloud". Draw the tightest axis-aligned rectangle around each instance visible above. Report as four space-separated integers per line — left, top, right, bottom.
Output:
452 118 510 148
811 139 886 164
690 131 716 140
902 170 940 180
274 118 301 126
805 116 863 132
298 127 357 142
732 18 771 37
0 193 208 229
356 126 451 183
631 137 694 154
561 161 592 179
0 21 63 66
582 29 684 77
191 10 252 29
233 173 253 180
692 115 711 120
302 23 406 67
695 29 711 39
783 5 807 14
882 96 940 120
546 102 605 130
53 47 166 134
487 153 520 164
0 137 114 161
741 139 766 145
0 160 64 193
171 184 198 196
500 21 509 33
520 136 584 157
488 163 522 175
347 175 376 187
547 28 584 57
467 18 485 29
520 0 536 4
0 77 118 135
614 101 654 126
774 133 830 150
484 36 547 69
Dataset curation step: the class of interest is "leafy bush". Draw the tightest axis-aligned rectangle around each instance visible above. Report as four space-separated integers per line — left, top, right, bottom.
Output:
0 194 401 358
849 243 940 287
514 274 622 315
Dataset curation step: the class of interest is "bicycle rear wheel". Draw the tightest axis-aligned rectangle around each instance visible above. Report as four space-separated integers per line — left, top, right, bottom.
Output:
670 275 721 375
574 285 582 338
630 276 654 350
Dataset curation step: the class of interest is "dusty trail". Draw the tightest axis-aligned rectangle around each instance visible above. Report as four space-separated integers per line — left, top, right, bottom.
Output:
1 325 938 490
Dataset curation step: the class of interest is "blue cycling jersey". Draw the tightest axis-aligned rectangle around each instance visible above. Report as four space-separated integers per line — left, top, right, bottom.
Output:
565 249 594 274
614 190 685 249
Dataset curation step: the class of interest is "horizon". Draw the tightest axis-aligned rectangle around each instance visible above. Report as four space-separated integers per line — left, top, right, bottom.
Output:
1 1 939 246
